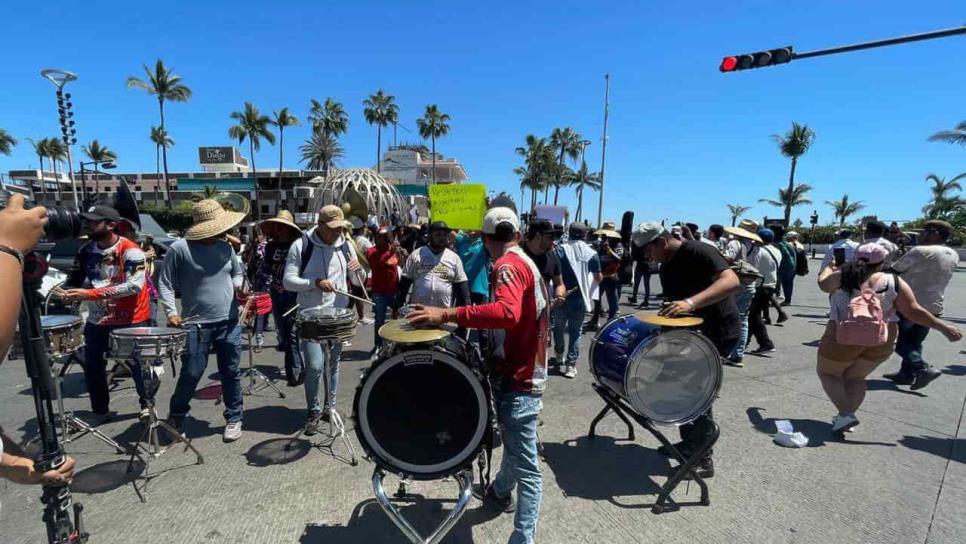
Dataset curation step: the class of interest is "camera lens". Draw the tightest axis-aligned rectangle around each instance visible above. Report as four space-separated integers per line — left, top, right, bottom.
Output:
0 190 83 242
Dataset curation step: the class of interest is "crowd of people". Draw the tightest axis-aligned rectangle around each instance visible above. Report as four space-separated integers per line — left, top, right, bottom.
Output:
0 193 962 544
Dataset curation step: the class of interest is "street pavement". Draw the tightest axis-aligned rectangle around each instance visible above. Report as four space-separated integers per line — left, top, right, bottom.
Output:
1 260 965 544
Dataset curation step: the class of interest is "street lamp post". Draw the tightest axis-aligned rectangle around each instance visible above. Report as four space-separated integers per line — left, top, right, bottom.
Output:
41 69 79 210
79 159 116 209
810 210 819 258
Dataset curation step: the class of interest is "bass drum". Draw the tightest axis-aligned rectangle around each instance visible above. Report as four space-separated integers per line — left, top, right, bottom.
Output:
353 336 492 481
590 314 722 426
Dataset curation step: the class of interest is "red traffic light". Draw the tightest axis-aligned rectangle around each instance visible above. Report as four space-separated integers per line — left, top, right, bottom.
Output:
719 56 738 72
719 46 794 73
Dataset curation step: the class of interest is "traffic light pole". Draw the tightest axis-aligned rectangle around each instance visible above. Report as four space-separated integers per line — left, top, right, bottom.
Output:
792 25 966 61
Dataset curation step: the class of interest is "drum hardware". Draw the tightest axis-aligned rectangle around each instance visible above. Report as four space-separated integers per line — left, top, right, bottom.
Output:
109 327 203 502
372 468 474 544
587 314 722 513
239 293 285 399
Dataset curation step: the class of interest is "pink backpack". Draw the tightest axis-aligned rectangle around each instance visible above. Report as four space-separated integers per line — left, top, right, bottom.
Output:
835 276 891 346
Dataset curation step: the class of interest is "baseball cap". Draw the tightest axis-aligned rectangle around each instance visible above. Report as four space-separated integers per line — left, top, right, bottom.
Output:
528 219 558 236
428 221 451 232
632 221 667 247
350 216 365 230
757 227 775 243
856 242 888 264
319 205 349 229
81 205 122 223
482 207 520 235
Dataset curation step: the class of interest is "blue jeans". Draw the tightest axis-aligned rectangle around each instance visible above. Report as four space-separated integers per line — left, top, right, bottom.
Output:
896 313 931 375
553 296 585 367
169 320 244 423
372 293 395 348
729 283 756 361
780 269 796 304
493 391 543 544
301 340 343 414
270 291 303 382
83 321 151 414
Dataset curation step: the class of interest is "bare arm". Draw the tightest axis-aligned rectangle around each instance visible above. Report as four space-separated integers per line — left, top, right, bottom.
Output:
894 278 962 341
817 264 840 293
692 268 740 309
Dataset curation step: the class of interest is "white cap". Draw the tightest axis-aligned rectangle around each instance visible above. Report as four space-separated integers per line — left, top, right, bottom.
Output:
632 221 667 247
482 207 520 235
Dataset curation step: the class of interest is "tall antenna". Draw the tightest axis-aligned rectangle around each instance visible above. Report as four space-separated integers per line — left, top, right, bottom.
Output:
597 73 610 228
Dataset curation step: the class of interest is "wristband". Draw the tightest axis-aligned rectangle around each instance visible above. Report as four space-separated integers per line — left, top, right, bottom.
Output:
0 245 24 269
685 298 696 310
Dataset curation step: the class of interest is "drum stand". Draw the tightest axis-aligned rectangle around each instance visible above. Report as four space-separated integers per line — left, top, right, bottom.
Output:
241 327 285 398
373 468 473 544
587 383 718 514
125 353 204 502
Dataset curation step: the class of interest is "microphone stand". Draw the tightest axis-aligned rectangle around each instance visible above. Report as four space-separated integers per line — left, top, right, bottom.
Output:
19 249 88 543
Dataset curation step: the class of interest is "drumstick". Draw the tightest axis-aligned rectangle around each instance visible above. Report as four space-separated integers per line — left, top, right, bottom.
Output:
282 304 301 318
333 287 376 307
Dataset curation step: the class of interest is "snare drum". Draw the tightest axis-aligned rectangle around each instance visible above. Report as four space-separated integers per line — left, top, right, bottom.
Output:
296 307 357 342
353 335 493 480
10 315 84 359
590 314 722 426
109 327 187 360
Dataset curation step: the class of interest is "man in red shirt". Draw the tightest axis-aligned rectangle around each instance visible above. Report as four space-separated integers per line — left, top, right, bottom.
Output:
367 225 403 351
408 207 548 544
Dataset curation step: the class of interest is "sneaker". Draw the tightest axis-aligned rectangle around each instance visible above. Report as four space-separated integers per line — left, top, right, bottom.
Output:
636 302 651 309
563 366 577 379
724 357 744 368
342 340 352 347
776 313 789 324
627 297 638 305
831 414 859 434
223 421 243 442
304 412 322 437
253 334 264 353
682 458 715 479
360 317 374 325
780 301 791 307
911 367 943 391
883 371 915 386
479 484 515 514
583 321 599 332
139 407 151 421
750 346 777 355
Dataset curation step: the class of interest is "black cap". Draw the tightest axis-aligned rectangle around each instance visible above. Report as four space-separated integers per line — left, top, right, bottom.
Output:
528 219 557 235
81 205 122 223
428 221 451 232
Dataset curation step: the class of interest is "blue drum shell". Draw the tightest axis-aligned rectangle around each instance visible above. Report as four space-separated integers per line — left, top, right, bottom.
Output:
590 316 662 399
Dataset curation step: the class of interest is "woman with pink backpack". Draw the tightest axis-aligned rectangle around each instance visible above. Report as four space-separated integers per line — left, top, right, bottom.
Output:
816 243 962 434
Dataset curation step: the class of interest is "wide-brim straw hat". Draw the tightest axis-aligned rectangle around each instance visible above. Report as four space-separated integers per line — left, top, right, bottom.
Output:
724 226 763 244
594 228 622 240
259 210 301 239
185 199 247 241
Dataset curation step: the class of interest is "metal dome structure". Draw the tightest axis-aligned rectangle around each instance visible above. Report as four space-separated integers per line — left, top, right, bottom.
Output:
310 168 407 222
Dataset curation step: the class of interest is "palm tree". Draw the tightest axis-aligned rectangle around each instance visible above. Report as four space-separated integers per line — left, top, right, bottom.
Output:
308 98 349 139
0 129 16 155
773 122 816 225
928 121 966 147
228 102 276 219
271 107 300 206
299 132 344 177
192 184 223 201
759 183 813 222
726 204 752 227
514 134 555 212
387 100 400 147
922 173 966 219
825 194 866 227
150 126 173 205
27 138 47 200
127 59 192 206
82 140 118 197
363 90 396 173
571 160 601 222
417 105 451 183
44 138 67 205
549 127 582 205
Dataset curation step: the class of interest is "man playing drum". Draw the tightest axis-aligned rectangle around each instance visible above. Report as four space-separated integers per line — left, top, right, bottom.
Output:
159 200 247 442
62 204 152 423
633 221 741 479
408 207 549 544
392 221 470 317
283 205 362 436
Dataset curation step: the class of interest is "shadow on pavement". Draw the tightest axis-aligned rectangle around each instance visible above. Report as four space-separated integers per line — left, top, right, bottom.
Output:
899 436 966 464
300 496 498 543
747 407 831 447
866 379 927 397
341 349 372 362
241 405 305 435
942 364 966 376
793 313 829 320
245 437 311 467
72 458 144 494
541 436 667 506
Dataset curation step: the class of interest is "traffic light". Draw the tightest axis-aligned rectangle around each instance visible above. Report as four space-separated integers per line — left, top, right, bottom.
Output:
720 47 793 72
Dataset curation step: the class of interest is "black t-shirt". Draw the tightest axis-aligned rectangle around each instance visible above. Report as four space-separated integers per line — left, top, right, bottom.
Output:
524 247 562 284
659 241 740 351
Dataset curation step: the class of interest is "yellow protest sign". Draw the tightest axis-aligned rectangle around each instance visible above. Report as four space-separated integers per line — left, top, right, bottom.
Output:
428 184 487 230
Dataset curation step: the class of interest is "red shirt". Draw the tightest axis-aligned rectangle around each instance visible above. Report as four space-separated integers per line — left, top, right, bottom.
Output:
367 245 399 295
456 251 549 394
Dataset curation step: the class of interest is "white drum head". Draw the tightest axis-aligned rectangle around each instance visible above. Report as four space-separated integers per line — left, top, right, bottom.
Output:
624 329 722 426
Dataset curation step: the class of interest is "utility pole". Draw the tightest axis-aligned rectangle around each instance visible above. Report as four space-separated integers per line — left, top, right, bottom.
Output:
596 73 610 229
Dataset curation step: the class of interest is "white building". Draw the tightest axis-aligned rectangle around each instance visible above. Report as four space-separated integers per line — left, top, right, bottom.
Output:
377 145 468 186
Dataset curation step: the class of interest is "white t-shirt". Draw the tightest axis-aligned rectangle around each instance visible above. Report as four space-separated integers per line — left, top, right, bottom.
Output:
892 245 959 315
820 239 860 272
757 245 781 288
402 246 468 308
355 235 374 253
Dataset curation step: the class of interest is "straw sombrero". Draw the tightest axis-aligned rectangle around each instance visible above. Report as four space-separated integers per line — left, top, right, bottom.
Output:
594 228 622 240
259 210 301 239
724 219 763 244
185 199 247 241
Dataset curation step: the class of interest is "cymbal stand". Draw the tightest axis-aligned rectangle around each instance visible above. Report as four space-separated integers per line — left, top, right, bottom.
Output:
373 468 473 544
125 347 204 502
240 326 285 398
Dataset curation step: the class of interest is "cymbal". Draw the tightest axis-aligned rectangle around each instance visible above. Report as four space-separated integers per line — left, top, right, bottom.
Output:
379 319 451 343
636 313 704 328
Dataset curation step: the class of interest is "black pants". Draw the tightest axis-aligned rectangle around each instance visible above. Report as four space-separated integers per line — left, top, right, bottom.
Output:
679 334 736 458
83 320 152 414
632 263 651 303
748 286 775 350
590 277 620 323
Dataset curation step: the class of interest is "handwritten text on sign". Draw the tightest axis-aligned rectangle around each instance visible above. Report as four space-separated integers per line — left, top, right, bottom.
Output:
428 184 487 230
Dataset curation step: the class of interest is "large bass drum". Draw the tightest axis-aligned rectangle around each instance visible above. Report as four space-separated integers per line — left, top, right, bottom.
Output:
353 336 492 481
590 314 722 426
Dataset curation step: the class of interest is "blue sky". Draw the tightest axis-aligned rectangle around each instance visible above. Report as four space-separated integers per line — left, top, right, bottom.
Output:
1 0 963 228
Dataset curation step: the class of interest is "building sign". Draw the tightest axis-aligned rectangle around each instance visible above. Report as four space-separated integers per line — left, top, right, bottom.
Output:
199 146 236 165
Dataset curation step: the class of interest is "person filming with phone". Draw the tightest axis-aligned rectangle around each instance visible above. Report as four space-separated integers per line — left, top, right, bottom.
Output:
821 229 859 273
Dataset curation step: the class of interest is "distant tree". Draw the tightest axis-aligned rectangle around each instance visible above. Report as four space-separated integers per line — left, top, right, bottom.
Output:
773 122 816 224
271 107 300 206
571 160 601 222
299 131 344 177
363 90 397 173
82 139 118 196
309 98 349 139
549 127 582 205
922 173 966 220
149 126 174 205
928 120 966 147
228 102 276 219
26 138 47 199
0 129 16 155
417 105 451 183
726 204 752 226
759 183 813 223
825 194 866 227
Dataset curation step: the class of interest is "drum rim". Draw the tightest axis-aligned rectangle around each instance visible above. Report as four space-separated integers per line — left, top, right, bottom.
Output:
355 348 489 479
589 314 655 392
110 327 186 338
40 314 83 329
297 307 356 319
624 328 722 426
